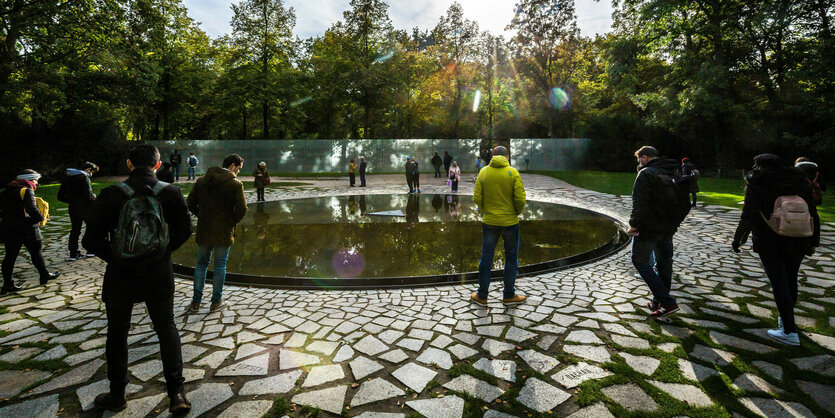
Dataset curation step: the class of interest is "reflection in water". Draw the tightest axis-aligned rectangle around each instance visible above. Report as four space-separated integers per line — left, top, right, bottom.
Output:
173 194 619 279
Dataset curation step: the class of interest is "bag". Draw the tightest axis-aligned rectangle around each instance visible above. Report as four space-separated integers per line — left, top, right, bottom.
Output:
652 169 692 231
188 156 198 167
264 177 271 186
19 188 49 227
808 172 823 206
450 173 456 180
760 195 814 237
111 181 170 261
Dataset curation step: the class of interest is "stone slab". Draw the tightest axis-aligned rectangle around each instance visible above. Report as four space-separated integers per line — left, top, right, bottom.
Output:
303 364 345 387
473 358 517 382
601 384 658 411
516 377 570 413
391 362 437 393
216 400 274 418
442 374 504 402
239 370 303 395
551 362 612 388
350 377 405 407
291 385 347 415
406 395 464 418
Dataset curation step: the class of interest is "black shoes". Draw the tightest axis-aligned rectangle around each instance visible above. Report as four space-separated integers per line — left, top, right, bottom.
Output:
94 392 127 412
0 283 23 295
39 272 60 286
169 392 192 415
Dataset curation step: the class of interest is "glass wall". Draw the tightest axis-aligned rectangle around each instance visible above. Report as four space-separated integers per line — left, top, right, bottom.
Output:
147 138 588 174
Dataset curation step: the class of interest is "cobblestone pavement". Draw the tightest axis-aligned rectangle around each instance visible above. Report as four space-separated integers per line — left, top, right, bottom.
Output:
0 174 833 417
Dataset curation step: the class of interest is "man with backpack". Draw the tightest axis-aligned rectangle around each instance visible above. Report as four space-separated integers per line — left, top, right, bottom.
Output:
186 152 198 180
82 145 193 414
58 161 99 260
186 154 248 313
629 146 692 317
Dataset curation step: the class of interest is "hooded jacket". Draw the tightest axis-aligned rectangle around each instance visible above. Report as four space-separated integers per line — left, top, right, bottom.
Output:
473 155 526 226
630 157 681 236
0 180 43 240
58 168 96 208
253 164 269 188
187 167 248 246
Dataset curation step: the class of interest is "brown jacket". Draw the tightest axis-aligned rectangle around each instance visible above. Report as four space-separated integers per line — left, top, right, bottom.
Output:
187 167 248 246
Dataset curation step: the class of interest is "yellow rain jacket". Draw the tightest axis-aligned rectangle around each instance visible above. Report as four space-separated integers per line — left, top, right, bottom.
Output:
473 155 526 226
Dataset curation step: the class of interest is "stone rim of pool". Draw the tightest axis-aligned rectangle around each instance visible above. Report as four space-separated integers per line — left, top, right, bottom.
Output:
172 194 631 290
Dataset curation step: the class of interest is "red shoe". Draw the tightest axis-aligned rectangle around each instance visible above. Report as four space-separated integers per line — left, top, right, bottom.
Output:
650 304 679 317
646 300 660 311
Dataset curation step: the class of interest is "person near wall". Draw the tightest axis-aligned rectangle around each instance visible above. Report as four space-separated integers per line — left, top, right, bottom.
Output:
253 162 269 202
349 159 356 187
449 161 461 192
431 152 442 177
359 157 367 187
58 161 99 261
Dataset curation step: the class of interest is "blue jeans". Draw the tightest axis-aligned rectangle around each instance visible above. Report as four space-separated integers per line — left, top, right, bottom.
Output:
477 223 520 300
187 167 196 179
192 245 231 304
632 233 675 306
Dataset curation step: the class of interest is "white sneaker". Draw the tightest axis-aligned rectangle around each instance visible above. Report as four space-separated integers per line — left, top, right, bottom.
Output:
767 328 799 346
777 316 783 331
633 273 642 279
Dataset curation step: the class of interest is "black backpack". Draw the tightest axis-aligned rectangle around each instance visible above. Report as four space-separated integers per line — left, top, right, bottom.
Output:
650 168 693 231
111 181 170 261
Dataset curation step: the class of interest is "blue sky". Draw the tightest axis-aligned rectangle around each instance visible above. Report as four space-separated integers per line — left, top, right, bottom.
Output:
182 0 614 40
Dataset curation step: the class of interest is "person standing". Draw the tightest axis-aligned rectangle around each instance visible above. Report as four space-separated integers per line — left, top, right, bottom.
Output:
473 155 483 182
681 157 700 207
187 154 248 312
471 146 527 306
253 162 269 202
1 170 60 294
157 162 174 183
82 145 192 414
405 157 414 193
410 157 421 193
359 157 367 187
449 161 461 192
170 150 182 182
186 152 199 180
431 152 443 177
349 159 356 187
629 146 683 317
732 154 819 346
58 161 99 260
443 151 453 175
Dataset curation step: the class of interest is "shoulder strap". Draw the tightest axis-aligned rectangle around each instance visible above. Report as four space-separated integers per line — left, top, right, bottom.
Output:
115 182 135 198
152 181 169 196
19 188 26 200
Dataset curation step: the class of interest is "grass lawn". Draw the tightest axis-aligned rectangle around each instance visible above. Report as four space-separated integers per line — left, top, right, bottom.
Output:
535 170 835 223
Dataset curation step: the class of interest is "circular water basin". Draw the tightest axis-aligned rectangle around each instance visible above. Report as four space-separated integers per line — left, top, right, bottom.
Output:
172 194 628 289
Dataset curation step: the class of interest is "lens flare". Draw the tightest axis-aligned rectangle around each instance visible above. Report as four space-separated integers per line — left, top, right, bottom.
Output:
374 51 394 63
290 96 312 107
548 88 569 109
472 90 481 112
332 248 365 278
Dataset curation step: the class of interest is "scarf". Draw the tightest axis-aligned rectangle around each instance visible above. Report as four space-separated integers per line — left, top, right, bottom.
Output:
8 179 36 191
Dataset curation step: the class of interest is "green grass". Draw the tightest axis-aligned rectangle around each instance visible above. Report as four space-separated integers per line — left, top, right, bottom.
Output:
535 170 835 222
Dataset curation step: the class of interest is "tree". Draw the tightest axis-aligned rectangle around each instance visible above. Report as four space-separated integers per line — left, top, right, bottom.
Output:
432 2 479 138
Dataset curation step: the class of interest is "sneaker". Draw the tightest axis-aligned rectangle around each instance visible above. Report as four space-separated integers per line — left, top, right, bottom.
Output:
40 272 60 286
417 189 421 193
767 328 800 346
94 392 127 412
649 303 680 317
0 284 23 295
633 273 642 280
86 253 96 258
210 301 226 312
646 300 660 311
66 254 79 261
470 293 487 306
169 392 192 415
186 303 200 313
777 316 783 331
502 295 527 305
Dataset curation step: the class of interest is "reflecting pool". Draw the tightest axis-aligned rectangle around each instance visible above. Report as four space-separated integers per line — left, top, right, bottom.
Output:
172 194 627 288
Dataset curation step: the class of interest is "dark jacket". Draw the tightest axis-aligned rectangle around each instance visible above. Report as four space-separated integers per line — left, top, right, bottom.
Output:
359 161 367 175
58 169 96 210
735 167 820 255
156 165 174 183
187 167 248 246
681 162 699 192
630 158 681 236
405 161 412 179
253 166 269 188
443 153 453 167
431 154 442 167
410 160 420 175
0 181 44 241
170 153 182 166
82 167 192 298
795 161 826 194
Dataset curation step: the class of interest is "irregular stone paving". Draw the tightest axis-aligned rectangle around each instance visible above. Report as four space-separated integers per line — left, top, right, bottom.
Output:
0 173 833 417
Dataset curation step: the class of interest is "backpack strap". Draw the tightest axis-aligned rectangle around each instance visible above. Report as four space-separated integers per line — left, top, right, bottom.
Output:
152 181 169 196
114 182 135 198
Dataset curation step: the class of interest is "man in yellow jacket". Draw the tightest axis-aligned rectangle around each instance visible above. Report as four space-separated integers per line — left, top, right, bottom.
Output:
472 146 527 306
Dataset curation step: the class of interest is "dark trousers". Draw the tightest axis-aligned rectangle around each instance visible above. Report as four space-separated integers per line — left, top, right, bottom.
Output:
2 235 49 285
349 173 355 186
256 188 265 201
632 232 676 306
690 192 698 207
434 166 441 177
407 176 414 192
760 252 803 333
68 205 87 256
360 173 366 187
105 288 184 397
413 175 420 190
172 165 180 181
451 180 458 192
477 223 520 299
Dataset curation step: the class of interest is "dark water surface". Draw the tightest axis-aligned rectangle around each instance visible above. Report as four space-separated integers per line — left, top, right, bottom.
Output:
172 194 620 279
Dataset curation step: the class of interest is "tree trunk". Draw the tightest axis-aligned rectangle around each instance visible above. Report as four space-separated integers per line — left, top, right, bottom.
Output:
242 106 247 139
263 100 269 139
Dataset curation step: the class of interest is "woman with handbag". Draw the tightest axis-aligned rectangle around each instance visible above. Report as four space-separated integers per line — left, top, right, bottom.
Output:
253 162 270 202
448 161 461 192
1 170 60 294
